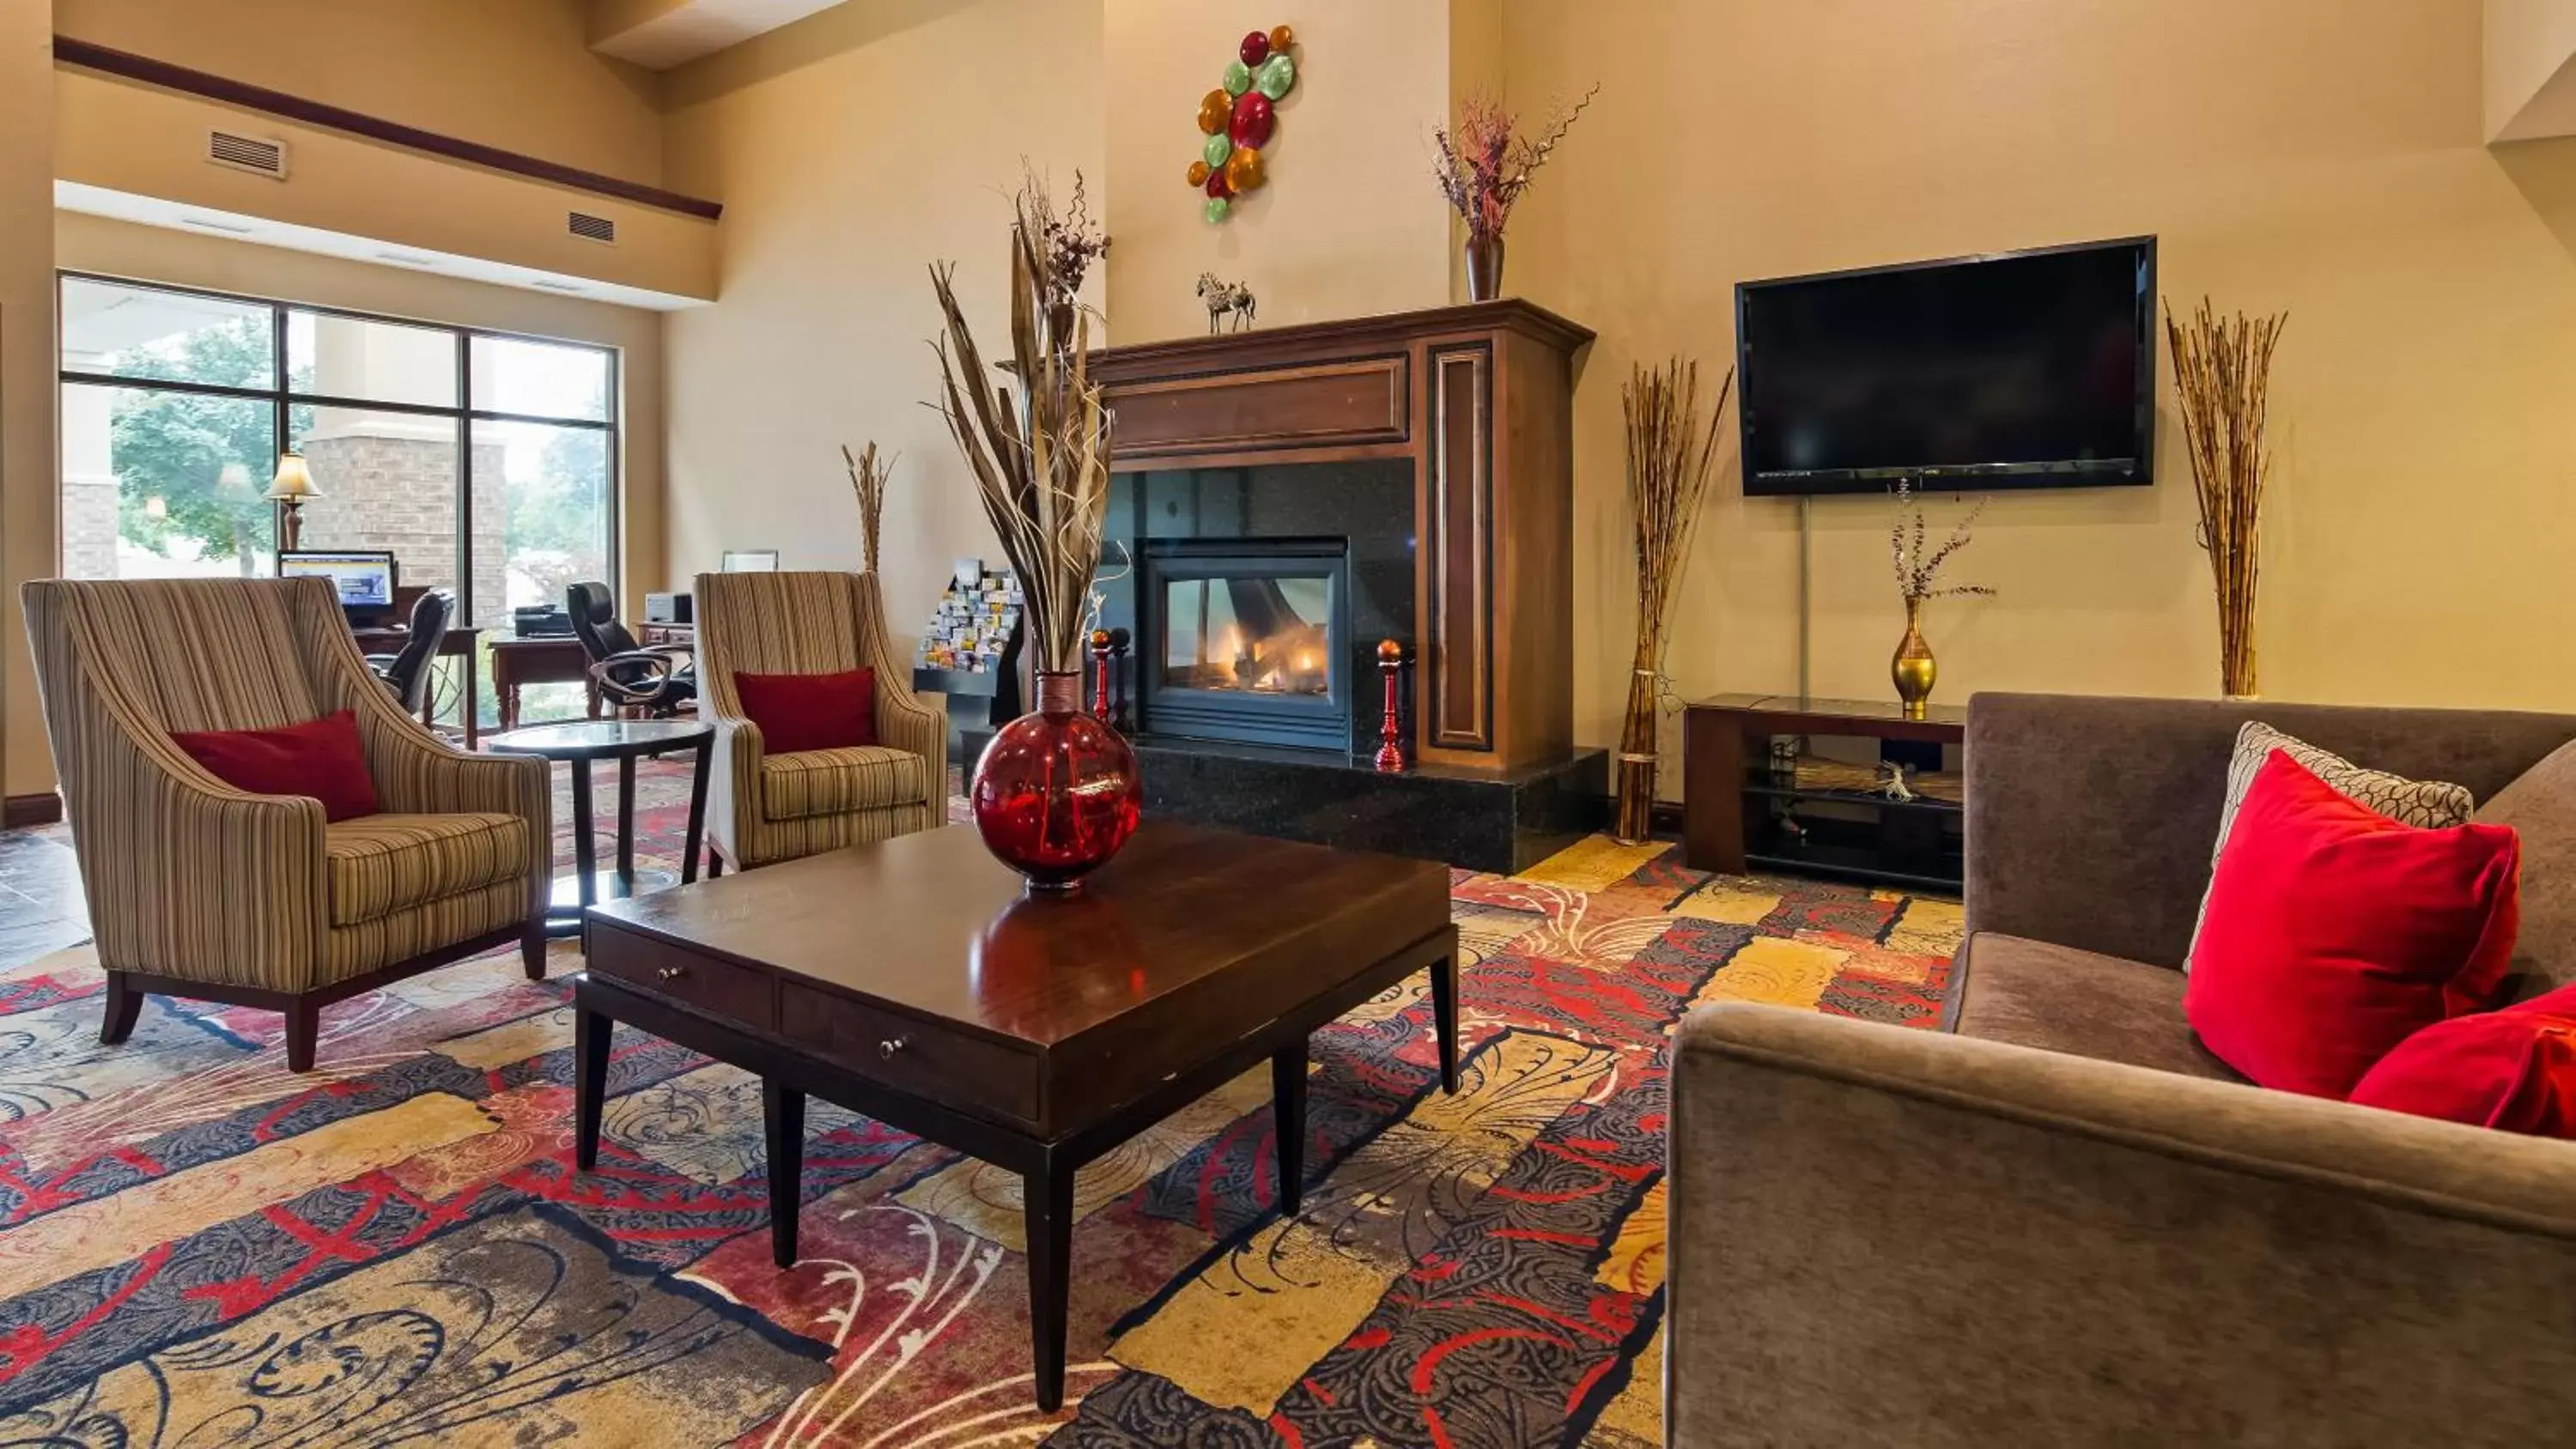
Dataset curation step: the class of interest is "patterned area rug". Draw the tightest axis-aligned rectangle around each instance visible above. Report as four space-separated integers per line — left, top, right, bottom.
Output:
0 760 1959 1446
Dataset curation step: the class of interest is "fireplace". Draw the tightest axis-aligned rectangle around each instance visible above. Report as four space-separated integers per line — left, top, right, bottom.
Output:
1141 541 1348 750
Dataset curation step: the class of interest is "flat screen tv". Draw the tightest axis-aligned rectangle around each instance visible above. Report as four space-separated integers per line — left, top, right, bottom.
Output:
1735 236 2155 496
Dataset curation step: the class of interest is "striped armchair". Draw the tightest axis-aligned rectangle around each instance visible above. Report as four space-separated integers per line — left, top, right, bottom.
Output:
22 578 552 1070
694 570 944 871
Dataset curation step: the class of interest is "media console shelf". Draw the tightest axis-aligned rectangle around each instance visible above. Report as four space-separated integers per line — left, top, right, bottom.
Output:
1682 694 1967 892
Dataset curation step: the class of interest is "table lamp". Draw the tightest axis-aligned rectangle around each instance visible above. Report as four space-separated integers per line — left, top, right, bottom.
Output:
267 449 319 551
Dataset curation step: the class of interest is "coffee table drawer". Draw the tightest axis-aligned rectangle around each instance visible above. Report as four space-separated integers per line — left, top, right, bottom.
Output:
587 930 774 1032
779 981 1040 1127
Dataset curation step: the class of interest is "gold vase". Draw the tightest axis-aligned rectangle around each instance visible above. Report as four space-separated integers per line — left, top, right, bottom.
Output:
1892 597 1936 719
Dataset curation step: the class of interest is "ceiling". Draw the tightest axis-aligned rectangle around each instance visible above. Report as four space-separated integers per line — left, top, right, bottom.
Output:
586 0 848 70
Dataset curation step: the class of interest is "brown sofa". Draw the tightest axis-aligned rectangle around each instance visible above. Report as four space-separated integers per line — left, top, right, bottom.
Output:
1668 693 2576 1446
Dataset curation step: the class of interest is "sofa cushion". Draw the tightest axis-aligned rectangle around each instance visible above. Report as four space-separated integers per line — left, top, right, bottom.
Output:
171 710 380 822
2185 719 2476 968
1950 931 2242 1082
760 746 928 821
325 812 531 927
2472 738 2576 999
2349 983 2576 1136
2184 750 2522 1099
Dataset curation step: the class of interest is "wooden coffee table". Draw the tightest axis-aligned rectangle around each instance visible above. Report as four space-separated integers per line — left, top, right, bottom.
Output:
572 822 1458 1412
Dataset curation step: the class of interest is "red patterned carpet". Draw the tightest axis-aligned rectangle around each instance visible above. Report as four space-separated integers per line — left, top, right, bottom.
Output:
0 759 1959 1446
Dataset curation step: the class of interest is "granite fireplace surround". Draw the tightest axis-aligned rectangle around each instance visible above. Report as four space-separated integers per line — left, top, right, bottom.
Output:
1003 300 1606 874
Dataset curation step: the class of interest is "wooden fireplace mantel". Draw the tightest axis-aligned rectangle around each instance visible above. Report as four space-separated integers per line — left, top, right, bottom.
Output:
1088 300 1595 773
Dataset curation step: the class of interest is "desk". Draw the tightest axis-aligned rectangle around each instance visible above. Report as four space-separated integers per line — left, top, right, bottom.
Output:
489 636 602 733
352 624 483 749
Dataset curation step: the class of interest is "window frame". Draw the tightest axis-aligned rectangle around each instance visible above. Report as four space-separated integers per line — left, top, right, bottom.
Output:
53 270 622 623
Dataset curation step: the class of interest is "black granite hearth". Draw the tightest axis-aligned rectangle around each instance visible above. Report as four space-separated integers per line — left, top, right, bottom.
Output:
961 726 1608 875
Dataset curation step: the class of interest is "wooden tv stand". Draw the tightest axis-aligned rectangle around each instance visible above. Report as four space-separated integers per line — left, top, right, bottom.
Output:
1682 694 1967 891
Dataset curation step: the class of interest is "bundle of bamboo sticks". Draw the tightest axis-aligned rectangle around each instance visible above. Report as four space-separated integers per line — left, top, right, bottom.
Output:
928 203 1114 679
1615 358 1732 844
2165 297 2286 699
842 440 893 575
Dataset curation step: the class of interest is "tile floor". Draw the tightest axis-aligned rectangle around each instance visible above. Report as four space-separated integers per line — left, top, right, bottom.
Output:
0 828 88 973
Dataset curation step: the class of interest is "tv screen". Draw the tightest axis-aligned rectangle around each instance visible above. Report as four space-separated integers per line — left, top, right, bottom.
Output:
1736 237 2155 496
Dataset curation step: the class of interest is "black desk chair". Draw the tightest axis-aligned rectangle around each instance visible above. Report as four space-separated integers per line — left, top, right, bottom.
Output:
569 581 696 717
367 587 455 716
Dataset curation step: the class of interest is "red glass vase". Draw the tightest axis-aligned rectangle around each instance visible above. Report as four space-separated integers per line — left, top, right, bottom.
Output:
970 670 1141 893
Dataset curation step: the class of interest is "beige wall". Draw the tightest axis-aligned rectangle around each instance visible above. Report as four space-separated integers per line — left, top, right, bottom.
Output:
1101 0 1453 342
1495 0 2576 775
2487 0 2576 140
659 0 1104 640
57 211 670 621
54 0 668 184
3 1 58 797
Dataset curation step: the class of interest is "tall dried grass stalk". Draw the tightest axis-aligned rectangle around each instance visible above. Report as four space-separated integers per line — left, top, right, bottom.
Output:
928 202 1114 679
842 440 893 575
1615 358 1732 844
2165 296 2285 698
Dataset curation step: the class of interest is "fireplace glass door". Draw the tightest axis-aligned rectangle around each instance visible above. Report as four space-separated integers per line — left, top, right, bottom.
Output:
1142 542 1348 750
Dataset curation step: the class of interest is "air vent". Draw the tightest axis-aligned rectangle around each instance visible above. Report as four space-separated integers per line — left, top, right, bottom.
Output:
567 211 617 245
207 129 288 179
531 278 589 294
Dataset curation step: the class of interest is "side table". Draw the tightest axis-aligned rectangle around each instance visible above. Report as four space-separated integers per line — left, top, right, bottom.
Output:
487 718 714 937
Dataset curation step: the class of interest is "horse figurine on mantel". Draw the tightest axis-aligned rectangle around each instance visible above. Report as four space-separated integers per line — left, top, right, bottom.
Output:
1197 273 1256 334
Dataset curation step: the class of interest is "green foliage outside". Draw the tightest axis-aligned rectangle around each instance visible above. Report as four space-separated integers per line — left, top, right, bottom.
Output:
104 319 312 571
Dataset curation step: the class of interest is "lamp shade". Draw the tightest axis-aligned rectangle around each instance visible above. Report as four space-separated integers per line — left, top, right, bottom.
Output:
266 450 319 500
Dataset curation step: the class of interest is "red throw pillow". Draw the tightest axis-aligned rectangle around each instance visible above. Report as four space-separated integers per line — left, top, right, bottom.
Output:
2184 749 2522 1098
733 668 878 755
169 709 380 822
2348 984 2576 1136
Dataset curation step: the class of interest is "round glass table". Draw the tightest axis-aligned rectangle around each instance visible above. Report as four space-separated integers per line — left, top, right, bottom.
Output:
486 718 714 937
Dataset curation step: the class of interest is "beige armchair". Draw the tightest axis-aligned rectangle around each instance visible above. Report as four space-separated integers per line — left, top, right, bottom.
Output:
694 570 944 871
22 577 552 1071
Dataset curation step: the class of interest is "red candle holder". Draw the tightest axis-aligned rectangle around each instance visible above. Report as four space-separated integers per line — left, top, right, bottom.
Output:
1090 629 1114 718
1374 639 1408 773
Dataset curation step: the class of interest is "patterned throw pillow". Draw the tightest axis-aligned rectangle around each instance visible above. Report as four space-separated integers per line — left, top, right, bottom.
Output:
2183 720 2476 970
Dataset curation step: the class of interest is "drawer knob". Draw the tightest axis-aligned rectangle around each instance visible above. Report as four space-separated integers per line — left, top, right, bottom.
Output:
878 1037 907 1059
656 967 686 981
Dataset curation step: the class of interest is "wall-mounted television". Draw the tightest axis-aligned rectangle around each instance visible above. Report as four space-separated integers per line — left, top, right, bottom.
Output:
1735 236 2156 496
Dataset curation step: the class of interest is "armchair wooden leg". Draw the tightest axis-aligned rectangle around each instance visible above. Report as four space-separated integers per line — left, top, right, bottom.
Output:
284 998 320 1073
99 971 143 1046
706 845 726 879
521 913 550 980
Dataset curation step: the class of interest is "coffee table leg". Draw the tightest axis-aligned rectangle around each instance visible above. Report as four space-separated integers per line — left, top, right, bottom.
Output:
573 1002 609 1171
1024 1153 1075 1413
1273 1040 1308 1216
762 1079 805 1268
1431 946 1459 1094
681 742 711 884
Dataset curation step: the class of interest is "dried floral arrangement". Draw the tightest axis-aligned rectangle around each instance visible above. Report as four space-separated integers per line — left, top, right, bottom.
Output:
928 199 1114 677
1890 478 1995 603
1614 357 1732 843
841 440 893 574
1018 167 1109 324
2166 296 2286 698
1431 85 1598 239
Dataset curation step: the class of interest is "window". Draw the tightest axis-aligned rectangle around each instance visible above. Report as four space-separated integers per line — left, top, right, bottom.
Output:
58 275 620 728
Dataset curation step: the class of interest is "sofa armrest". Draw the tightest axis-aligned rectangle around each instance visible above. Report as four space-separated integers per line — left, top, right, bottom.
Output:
1668 1003 2576 1446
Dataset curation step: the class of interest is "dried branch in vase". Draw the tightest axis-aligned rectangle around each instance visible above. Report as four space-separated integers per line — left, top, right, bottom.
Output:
927 197 1115 678
1018 164 1110 324
841 440 894 576
2165 295 2285 698
1431 84 1598 240
1613 357 1732 844
1889 477 1996 603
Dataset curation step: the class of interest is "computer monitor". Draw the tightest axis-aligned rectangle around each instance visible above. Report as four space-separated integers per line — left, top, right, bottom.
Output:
279 549 399 624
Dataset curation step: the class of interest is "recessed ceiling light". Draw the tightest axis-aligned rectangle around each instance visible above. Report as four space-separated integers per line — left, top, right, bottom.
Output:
374 251 438 267
178 215 255 235
531 278 587 294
